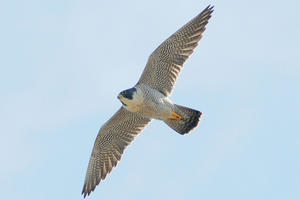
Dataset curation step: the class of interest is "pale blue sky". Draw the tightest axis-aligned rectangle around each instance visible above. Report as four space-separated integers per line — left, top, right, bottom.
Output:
1 0 300 199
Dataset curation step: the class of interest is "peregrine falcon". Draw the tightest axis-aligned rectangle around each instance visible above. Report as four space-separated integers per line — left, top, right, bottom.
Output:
82 5 213 197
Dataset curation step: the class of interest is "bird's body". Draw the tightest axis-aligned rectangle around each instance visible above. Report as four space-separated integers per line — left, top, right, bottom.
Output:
119 84 174 120
82 5 214 197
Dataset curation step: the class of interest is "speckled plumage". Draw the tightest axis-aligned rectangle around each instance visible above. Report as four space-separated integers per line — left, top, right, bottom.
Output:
82 5 213 197
138 5 214 96
82 108 151 196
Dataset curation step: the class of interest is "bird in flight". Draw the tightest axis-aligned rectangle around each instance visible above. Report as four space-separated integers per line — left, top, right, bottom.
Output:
82 5 214 197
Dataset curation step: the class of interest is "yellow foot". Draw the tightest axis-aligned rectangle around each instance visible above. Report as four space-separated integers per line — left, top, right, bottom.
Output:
169 111 182 120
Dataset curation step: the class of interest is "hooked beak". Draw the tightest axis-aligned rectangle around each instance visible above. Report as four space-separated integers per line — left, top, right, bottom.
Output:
117 93 123 100
118 94 127 106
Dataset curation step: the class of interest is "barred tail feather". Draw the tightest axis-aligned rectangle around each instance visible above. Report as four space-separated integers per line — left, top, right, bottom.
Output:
164 104 202 135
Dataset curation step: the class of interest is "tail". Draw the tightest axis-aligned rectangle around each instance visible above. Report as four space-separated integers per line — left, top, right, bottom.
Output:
164 104 202 135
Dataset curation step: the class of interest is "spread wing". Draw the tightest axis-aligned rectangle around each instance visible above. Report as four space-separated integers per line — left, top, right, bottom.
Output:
137 5 214 96
82 107 151 197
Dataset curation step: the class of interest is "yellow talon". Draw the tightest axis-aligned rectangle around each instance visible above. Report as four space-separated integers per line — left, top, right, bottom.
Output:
169 111 182 120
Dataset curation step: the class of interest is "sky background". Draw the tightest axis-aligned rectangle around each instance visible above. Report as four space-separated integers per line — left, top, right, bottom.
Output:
1 0 300 199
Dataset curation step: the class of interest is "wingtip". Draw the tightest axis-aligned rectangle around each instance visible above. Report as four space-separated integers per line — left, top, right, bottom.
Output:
81 183 92 198
82 180 99 198
82 190 91 198
205 5 214 13
207 4 214 10
82 187 87 198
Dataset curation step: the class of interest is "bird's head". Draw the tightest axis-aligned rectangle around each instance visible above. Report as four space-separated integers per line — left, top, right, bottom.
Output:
117 87 137 107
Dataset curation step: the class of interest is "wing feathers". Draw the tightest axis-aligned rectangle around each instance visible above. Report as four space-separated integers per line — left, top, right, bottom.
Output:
138 6 213 96
82 107 151 197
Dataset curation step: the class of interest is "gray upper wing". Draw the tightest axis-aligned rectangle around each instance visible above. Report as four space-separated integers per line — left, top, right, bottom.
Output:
137 6 214 96
82 107 151 197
